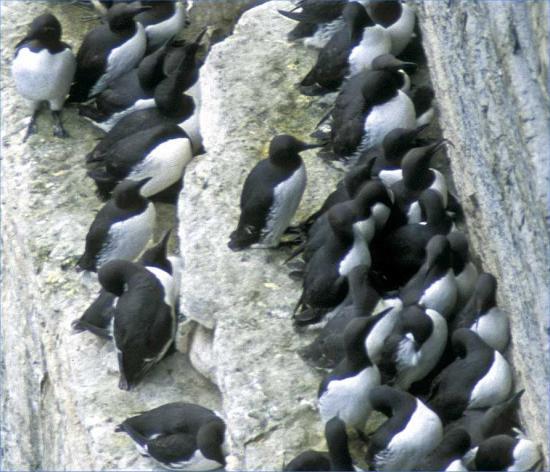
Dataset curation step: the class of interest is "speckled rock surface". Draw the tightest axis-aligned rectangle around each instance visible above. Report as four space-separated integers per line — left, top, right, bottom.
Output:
2 0 549 469
1 2 220 470
178 2 341 469
186 0 268 43
416 0 550 457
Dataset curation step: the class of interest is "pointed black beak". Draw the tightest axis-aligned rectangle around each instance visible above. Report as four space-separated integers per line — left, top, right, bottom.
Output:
135 177 153 189
194 27 208 45
298 142 324 151
159 229 172 251
413 123 430 137
397 61 417 73
426 139 450 156
372 54 417 73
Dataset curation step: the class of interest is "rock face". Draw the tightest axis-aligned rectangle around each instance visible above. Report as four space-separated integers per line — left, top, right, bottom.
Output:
416 1 550 457
2 0 549 470
178 2 342 468
186 0 268 43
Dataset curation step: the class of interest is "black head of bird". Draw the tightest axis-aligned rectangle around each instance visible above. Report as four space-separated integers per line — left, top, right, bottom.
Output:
327 201 359 243
367 0 402 27
343 2 374 38
196 419 226 467
359 180 393 206
473 273 498 313
371 53 417 74
269 134 321 165
22 13 62 44
447 231 471 270
401 305 433 349
451 328 487 359
382 125 429 163
107 3 152 32
401 140 448 190
360 69 399 101
140 230 172 271
98 259 138 297
112 178 151 208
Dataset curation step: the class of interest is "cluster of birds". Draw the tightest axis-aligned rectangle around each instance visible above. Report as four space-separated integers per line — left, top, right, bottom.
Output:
9 0 543 470
228 1 543 471
12 0 227 469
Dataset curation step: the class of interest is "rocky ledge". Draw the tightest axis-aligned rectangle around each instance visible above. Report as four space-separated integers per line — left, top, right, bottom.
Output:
1 0 548 470
178 2 342 469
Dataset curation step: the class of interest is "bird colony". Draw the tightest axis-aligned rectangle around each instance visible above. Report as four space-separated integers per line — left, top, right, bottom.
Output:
8 0 544 470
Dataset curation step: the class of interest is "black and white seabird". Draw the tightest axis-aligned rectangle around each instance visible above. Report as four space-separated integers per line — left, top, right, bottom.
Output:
414 428 471 471
367 386 443 471
355 124 429 185
72 231 180 339
299 2 389 95
80 28 205 135
300 180 393 264
452 273 510 352
284 417 354 471
279 0 366 49
318 316 381 431
78 38 185 131
428 329 513 424
69 3 150 102
364 298 403 364
77 178 155 272
294 202 370 324
376 304 447 390
474 434 542 472
390 140 449 224
116 402 226 470
100 259 177 390
298 160 374 231
87 122 192 201
328 60 416 162
228 135 320 251
399 235 458 319
12 13 76 141
299 264 382 368
84 97 189 160
445 390 524 447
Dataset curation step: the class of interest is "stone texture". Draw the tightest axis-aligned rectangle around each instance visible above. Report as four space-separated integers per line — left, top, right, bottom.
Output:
186 0 269 43
1 2 221 470
415 0 550 458
178 2 342 468
2 0 549 469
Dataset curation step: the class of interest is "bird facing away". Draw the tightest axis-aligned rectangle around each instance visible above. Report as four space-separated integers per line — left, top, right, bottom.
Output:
99 259 177 390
